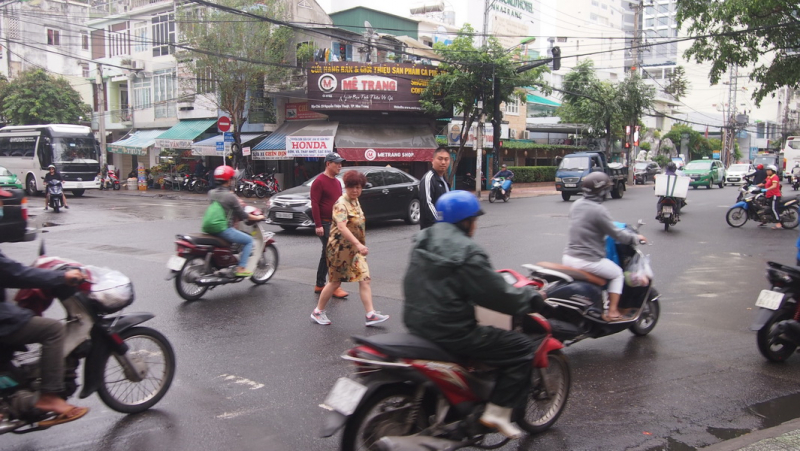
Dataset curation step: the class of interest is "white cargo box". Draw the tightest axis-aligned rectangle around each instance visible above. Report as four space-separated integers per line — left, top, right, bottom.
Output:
654 174 690 198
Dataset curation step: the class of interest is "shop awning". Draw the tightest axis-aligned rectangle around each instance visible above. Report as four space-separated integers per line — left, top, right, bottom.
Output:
527 94 560 107
252 120 338 160
335 124 437 162
107 129 166 156
191 134 264 157
154 119 218 149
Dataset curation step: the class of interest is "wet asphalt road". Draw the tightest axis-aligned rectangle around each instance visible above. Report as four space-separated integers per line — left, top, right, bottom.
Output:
2 183 800 451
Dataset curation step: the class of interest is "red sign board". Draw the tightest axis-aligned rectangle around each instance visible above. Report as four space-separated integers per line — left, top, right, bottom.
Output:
285 102 327 120
217 116 231 132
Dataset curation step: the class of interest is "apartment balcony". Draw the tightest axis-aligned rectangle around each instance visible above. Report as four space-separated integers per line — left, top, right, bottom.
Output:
110 108 133 124
130 0 172 10
89 0 129 17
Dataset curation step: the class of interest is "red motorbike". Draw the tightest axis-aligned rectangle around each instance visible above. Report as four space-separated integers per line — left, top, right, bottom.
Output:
319 286 570 451
167 206 279 301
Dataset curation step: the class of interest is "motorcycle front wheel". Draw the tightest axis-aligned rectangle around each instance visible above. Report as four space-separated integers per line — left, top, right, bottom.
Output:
175 257 209 301
488 190 497 203
250 244 279 285
517 350 571 434
757 309 798 362
341 385 427 451
254 186 268 198
780 208 799 229
630 298 660 336
97 326 176 413
726 207 749 227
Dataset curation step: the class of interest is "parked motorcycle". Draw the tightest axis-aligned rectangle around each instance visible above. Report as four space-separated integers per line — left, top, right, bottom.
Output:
253 172 280 196
167 206 279 301
319 315 570 450
488 177 512 203
751 261 800 362
189 175 211 194
726 188 800 229
498 222 660 346
45 179 64 213
460 172 485 191
100 169 120 191
0 254 175 434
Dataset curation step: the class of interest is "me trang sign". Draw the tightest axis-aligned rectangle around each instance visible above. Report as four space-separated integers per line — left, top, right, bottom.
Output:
285 136 335 157
338 148 435 162
307 62 440 112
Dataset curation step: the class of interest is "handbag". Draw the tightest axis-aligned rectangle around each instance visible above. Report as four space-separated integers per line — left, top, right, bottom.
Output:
201 201 229 234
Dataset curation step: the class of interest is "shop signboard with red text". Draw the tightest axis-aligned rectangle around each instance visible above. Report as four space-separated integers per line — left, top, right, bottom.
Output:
307 62 440 112
285 136 335 157
285 102 327 120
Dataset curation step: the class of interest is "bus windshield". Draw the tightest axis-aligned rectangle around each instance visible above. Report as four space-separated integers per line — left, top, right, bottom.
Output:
52 137 99 163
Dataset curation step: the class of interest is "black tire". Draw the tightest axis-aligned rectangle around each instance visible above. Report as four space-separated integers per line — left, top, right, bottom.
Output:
780 208 799 229
53 204 60 213
26 175 38 196
707 181 712 189
503 191 510 202
488 190 496 203
250 244 278 285
718 180 724 188
517 350 571 434
72 189 85 197
629 299 660 336
243 189 254 198
255 186 268 198
757 309 798 363
726 207 749 228
279 225 297 231
692 185 698 190
561 192 571 201
97 326 175 413
174 257 209 301
610 182 623 199
113 183 120 190
664 221 669 231
341 385 426 451
405 198 421 225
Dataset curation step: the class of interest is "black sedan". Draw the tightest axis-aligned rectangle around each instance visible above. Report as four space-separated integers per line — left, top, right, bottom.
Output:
0 188 36 243
265 166 421 231
633 161 661 184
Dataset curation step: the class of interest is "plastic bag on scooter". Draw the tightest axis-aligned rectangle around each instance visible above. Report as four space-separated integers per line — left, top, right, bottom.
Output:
85 266 134 313
624 253 653 287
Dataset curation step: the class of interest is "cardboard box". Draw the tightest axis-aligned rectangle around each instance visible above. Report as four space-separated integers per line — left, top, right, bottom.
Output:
655 174 690 198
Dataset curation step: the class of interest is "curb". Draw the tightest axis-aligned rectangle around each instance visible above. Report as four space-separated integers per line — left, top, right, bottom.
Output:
701 418 800 451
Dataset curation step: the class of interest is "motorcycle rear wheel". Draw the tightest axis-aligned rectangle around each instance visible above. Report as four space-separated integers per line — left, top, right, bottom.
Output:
488 190 497 203
780 208 799 229
97 326 175 413
175 257 209 301
517 350 571 434
726 207 748 227
757 310 798 363
341 385 426 451
251 244 279 285
254 186 268 198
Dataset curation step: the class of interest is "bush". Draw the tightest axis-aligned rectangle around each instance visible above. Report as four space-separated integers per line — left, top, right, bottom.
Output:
508 166 558 183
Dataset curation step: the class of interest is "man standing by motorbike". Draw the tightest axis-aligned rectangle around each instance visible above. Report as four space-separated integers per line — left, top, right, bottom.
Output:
44 165 68 210
207 166 264 277
564 172 646 321
492 164 515 196
418 146 451 230
0 188 87 426
403 190 544 439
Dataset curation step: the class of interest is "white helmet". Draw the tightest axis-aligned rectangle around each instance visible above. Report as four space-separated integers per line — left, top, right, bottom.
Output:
766 164 778 172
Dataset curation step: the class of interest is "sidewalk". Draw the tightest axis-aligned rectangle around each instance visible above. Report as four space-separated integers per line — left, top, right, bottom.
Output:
701 418 800 451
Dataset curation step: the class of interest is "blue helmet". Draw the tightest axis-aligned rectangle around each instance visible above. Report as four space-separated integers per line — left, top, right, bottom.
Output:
436 190 484 224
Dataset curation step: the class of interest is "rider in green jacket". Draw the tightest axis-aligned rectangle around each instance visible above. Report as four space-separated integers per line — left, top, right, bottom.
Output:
402 190 544 438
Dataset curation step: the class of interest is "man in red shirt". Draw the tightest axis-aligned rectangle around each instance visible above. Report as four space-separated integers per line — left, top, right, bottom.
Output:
761 164 783 229
311 152 348 297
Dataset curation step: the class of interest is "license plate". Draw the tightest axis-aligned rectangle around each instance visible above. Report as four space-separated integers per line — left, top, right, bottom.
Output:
565 183 577 188
321 377 367 416
275 212 293 219
755 290 784 310
166 255 186 271
662 206 673 214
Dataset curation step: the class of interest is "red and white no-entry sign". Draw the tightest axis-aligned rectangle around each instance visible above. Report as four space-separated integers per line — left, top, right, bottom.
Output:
217 116 231 132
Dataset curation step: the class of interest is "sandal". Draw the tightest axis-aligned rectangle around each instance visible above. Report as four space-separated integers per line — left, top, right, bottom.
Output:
38 406 89 428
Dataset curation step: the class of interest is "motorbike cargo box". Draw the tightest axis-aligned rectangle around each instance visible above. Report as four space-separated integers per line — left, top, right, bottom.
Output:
654 174 689 198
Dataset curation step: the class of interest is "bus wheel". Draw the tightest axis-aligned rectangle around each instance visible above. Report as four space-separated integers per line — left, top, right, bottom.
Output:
26 175 38 196
72 189 85 197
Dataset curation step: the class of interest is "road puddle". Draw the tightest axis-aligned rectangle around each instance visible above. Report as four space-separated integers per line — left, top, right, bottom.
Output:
642 436 696 451
706 426 751 441
750 391 800 428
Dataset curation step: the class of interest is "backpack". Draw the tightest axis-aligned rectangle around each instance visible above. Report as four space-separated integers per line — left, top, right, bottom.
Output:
201 201 229 234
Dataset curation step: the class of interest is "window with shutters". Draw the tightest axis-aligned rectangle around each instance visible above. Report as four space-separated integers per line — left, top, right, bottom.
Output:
151 13 174 57
47 29 60 46
133 76 152 109
153 69 176 118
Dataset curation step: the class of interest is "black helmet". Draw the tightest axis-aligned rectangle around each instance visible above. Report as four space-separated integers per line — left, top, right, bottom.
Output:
581 172 612 195
666 162 677 172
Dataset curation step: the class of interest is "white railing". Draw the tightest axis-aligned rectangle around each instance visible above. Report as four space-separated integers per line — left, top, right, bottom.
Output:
130 0 171 10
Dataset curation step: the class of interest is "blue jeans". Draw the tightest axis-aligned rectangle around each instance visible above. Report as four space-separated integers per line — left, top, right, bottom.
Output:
217 227 254 268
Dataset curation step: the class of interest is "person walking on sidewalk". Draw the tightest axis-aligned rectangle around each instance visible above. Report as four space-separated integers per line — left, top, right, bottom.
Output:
311 152 348 299
419 146 451 230
311 171 388 326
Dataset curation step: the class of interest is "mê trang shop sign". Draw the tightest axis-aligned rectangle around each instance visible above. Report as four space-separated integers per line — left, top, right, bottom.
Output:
285 136 335 157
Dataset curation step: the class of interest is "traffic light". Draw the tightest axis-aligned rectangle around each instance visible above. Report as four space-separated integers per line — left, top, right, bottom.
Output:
551 47 561 71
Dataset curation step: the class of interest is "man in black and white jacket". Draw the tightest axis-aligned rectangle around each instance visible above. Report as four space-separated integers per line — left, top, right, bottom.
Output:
419 146 451 229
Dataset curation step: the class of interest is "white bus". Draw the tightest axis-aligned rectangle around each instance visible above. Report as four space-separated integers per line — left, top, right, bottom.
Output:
784 136 800 177
0 124 101 196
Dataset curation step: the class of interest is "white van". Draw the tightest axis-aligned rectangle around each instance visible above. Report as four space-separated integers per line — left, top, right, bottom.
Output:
784 136 800 177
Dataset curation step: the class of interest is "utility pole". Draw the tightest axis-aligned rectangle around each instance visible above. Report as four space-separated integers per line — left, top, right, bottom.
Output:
627 0 643 182
96 63 106 169
476 108 485 199
723 65 738 165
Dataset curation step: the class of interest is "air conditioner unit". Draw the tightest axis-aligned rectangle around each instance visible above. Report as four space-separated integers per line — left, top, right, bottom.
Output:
131 60 144 70
509 129 517 139
523 130 530 140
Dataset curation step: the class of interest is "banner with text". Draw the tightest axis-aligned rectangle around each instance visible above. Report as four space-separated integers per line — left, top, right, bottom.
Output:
285 136 335 157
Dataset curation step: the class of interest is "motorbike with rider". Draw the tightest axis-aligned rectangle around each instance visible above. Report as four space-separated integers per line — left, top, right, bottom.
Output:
489 164 514 203
43 165 68 211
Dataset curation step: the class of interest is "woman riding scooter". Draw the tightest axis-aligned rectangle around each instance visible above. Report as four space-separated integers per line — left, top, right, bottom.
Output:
563 172 647 321
43 165 68 210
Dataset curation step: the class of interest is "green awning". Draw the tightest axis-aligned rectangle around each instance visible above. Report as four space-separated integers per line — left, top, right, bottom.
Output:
527 94 560 107
154 119 218 149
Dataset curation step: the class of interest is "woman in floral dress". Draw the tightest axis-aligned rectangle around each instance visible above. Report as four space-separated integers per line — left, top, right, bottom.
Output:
311 170 390 326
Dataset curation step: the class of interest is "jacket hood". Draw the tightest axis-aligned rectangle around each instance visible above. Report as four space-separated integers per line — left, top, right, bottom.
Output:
412 223 475 268
583 190 606 203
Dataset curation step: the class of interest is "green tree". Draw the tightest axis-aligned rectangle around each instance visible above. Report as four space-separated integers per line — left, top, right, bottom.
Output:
420 24 548 179
0 69 90 125
662 124 711 161
664 66 690 100
178 0 293 166
618 73 655 172
677 0 799 105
